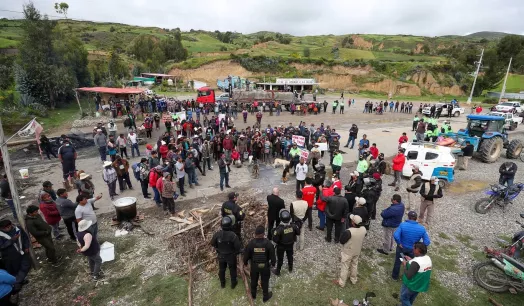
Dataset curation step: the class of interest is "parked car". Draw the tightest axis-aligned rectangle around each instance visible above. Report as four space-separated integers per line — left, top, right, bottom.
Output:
488 112 523 131
215 93 231 103
495 102 523 114
422 103 465 117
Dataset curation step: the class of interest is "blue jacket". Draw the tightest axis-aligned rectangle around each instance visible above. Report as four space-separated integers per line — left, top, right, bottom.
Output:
0 269 15 298
381 203 405 228
394 220 431 251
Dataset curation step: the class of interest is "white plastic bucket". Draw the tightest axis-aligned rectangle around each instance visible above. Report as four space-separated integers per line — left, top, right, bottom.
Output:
19 169 29 179
100 241 115 263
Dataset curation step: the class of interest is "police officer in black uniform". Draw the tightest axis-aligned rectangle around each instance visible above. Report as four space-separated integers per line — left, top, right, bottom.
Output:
211 215 242 289
243 225 276 303
221 192 245 241
272 209 300 275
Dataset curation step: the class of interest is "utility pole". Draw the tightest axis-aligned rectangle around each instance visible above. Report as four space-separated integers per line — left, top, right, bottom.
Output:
467 48 484 104
498 57 512 104
0 119 39 268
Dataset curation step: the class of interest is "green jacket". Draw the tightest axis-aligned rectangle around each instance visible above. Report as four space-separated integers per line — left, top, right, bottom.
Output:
25 214 51 238
356 159 369 173
289 147 301 157
403 255 432 292
333 154 343 167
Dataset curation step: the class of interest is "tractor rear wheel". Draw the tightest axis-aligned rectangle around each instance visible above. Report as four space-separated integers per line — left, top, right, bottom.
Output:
479 137 503 163
506 139 523 159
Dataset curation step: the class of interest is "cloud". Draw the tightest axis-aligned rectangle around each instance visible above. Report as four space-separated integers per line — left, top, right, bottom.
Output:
2 0 523 36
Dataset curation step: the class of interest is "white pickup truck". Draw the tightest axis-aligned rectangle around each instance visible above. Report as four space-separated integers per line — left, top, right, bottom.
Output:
494 101 523 113
488 111 523 130
422 103 465 117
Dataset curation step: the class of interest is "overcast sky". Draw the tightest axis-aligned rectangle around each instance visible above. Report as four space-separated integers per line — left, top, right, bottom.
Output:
2 0 523 36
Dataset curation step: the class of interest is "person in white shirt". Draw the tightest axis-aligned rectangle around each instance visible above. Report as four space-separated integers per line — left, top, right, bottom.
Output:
175 156 186 196
116 134 128 158
127 131 140 157
295 158 308 192
107 119 118 137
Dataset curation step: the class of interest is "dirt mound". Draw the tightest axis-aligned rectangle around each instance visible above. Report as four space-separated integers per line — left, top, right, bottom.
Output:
168 60 255 86
351 35 373 50
252 42 269 49
413 43 424 54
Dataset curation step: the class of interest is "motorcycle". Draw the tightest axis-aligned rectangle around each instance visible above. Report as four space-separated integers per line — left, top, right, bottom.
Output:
474 183 524 214
473 214 524 293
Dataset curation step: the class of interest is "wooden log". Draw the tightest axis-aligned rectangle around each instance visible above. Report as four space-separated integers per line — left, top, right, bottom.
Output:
198 216 205 240
239 258 255 306
188 257 193 306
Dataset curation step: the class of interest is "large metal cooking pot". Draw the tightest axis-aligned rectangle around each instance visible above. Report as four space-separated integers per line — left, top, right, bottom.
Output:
113 197 137 221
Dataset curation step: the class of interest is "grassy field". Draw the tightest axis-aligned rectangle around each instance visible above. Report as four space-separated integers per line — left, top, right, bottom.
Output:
490 74 524 93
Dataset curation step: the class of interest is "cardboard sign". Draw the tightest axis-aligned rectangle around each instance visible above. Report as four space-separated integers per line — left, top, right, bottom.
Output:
292 135 305 147
315 143 328 151
218 114 226 123
176 112 186 122
300 149 309 160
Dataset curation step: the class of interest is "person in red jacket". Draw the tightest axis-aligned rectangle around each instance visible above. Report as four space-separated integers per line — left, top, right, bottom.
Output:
330 174 342 192
302 177 317 231
398 133 408 149
369 143 379 160
143 118 153 139
389 148 406 191
222 135 234 162
231 148 240 165
316 180 334 230
39 193 63 239
158 141 169 161
149 165 163 206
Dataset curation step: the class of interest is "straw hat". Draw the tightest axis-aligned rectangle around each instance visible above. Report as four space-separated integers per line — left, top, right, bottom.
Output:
79 173 90 180
103 161 113 167
78 220 93 232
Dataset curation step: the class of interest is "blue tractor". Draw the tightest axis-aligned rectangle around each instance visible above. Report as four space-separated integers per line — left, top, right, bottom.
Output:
451 115 523 163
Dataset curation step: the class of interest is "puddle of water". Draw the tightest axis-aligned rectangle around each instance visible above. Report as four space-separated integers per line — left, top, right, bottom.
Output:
447 180 489 194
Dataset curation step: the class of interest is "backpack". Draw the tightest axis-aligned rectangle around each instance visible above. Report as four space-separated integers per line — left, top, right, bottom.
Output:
131 162 141 181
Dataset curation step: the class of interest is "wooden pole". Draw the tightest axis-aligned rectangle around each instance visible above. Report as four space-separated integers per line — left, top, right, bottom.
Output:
0 119 39 269
239 259 255 306
74 90 83 116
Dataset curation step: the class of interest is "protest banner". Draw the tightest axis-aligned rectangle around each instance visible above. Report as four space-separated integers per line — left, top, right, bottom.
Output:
300 149 309 160
176 112 186 121
292 135 305 147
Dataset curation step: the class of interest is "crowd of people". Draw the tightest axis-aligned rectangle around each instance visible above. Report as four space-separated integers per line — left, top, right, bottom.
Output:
0 95 489 305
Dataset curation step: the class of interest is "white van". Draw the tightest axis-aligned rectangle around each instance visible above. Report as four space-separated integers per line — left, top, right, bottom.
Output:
401 142 456 186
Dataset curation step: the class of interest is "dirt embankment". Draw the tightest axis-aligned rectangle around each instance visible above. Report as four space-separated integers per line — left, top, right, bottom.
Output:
169 60 464 96
351 35 374 50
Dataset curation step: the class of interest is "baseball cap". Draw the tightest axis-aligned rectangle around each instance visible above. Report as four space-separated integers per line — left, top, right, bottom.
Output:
408 211 418 219
350 214 363 225
26 205 39 214
255 225 265 235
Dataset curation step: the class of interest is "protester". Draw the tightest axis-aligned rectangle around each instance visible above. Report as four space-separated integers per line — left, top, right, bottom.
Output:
392 211 431 281
112 156 133 192
400 242 432 306
25 205 60 265
38 193 62 240
0 220 31 292
75 194 102 237
334 214 367 287
316 181 333 231
218 153 231 191
160 173 177 216
149 165 163 206
94 129 108 162
290 190 308 250
418 176 443 227
498 161 517 186
57 138 77 191
175 156 186 197
459 141 474 170
102 161 118 200
76 220 103 281
405 165 423 212
137 158 151 198
390 148 406 191
377 194 405 255
56 188 78 241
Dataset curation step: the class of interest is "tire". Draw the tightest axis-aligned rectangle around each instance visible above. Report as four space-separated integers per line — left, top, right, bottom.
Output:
479 137 503 163
454 111 460 117
520 151 524 163
475 197 495 214
506 139 523 159
438 180 447 189
473 261 510 293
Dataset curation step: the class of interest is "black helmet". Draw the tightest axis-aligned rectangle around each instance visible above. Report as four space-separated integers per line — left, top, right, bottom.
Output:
221 215 235 230
279 209 291 223
317 163 325 172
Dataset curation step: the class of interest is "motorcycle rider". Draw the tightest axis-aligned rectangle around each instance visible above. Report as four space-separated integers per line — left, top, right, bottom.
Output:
272 209 300 275
211 216 242 289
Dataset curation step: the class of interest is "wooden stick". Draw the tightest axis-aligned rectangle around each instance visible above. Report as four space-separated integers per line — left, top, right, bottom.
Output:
239 258 255 306
198 216 205 240
188 256 193 306
170 216 221 238
488 297 503 306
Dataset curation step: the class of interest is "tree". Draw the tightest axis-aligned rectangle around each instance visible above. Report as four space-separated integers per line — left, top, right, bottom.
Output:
107 50 128 81
0 55 15 90
341 36 354 48
422 44 430 54
160 34 188 62
54 2 69 19
55 34 91 86
303 47 310 58
16 2 78 108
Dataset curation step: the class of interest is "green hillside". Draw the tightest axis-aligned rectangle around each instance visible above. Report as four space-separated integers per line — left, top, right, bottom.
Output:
491 74 524 93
